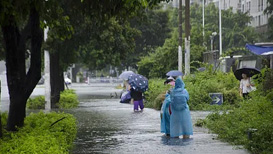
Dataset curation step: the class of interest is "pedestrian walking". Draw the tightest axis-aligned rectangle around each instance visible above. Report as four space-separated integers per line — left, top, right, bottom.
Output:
170 77 193 138
128 74 148 112
130 88 144 111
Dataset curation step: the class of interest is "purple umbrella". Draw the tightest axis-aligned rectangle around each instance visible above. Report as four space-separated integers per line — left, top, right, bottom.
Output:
234 67 260 80
166 70 183 77
128 74 148 92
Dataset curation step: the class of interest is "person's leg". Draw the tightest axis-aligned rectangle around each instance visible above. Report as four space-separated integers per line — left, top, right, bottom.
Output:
134 101 139 111
243 93 249 99
139 99 144 110
183 135 190 139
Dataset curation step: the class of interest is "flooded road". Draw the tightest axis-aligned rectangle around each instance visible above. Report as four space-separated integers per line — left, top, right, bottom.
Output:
0 80 249 154
70 84 249 154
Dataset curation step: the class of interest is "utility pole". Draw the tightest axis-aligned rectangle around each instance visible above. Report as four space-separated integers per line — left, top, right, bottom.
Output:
44 26 51 110
202 0 205 46
219 0 222 56
178 0 183 72
185 0 190 75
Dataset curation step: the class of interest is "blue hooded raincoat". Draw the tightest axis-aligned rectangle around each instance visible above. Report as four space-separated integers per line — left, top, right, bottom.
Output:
160 93 171 135
170 78 193 137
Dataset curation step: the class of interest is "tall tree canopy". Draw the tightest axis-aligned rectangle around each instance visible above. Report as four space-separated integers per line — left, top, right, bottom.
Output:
123 6 172 69
138 3 258 78
0 0 170 131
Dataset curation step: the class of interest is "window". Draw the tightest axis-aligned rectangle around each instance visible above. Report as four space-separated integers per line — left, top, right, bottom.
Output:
261 0 264 11
239 60 256 68
258 15 261 26
258 0 260 12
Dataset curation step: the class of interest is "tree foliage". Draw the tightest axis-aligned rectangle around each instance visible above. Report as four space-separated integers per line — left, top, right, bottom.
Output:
0 0 170 131
265 0 273 40
138 3 258 78
124 6 172 69
138 29 178 78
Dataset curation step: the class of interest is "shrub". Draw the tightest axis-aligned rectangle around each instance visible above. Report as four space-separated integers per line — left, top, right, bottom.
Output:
27 96 46 109
26 90 79 109
145 66 241 111
255 68 273 93
57 90 79 109
144 79 171 109
0 111 77 154
205 93 273 154
183 66 241 110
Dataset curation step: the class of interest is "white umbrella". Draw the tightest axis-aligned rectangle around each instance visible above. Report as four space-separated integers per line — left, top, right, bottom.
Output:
119 71 135 80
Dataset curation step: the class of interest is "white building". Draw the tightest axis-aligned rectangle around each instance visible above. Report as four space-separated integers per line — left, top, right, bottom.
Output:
172 0 242 12
241 0 269 33
207 0 269 33
170 0 270 33
206 0 242 12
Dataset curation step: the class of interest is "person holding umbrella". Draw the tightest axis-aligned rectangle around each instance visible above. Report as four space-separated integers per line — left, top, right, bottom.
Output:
164 76 175 86
234 67 260 99
128 74 148 112
240 73 255 98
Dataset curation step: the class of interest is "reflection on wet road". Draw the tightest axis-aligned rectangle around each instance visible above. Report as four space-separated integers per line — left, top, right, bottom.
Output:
70 96 249 154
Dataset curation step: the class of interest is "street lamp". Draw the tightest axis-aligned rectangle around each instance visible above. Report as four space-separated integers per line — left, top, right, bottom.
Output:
210 32 217 52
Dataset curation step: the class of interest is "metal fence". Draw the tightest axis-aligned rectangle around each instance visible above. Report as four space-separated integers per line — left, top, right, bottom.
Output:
87 77 123 84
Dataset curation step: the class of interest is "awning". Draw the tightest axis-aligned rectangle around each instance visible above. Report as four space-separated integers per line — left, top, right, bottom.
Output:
245 44 273 55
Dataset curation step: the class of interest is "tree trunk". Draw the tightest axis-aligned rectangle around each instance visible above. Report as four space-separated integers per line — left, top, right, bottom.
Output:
60 72 65 91
2 8 43 131
50 51 65 108
0 113 2 138
0 81 2 137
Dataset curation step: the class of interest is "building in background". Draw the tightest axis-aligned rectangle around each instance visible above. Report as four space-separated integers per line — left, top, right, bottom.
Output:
207 0 241 12
241 0 269 34
170 0 270 34
207 0 269 34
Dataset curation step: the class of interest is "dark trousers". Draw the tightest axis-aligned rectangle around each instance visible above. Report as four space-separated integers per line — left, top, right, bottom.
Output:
243 93 249 99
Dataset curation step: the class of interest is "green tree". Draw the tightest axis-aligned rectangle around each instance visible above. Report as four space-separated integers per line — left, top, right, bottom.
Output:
190 3 257 51
46 0 172 106
125 6 171 69
138 29 178 78
0 0 64 131
265 0 273 40
0 0 170 131
138 3 258 78
45 0 142 106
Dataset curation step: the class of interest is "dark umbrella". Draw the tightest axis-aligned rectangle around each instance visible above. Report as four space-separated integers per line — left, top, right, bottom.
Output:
128 74 148 92
166 70 183 77
234 67 260 80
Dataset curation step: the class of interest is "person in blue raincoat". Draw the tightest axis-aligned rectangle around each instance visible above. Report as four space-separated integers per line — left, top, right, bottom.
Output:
160 93 171 136
170 77 193 138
